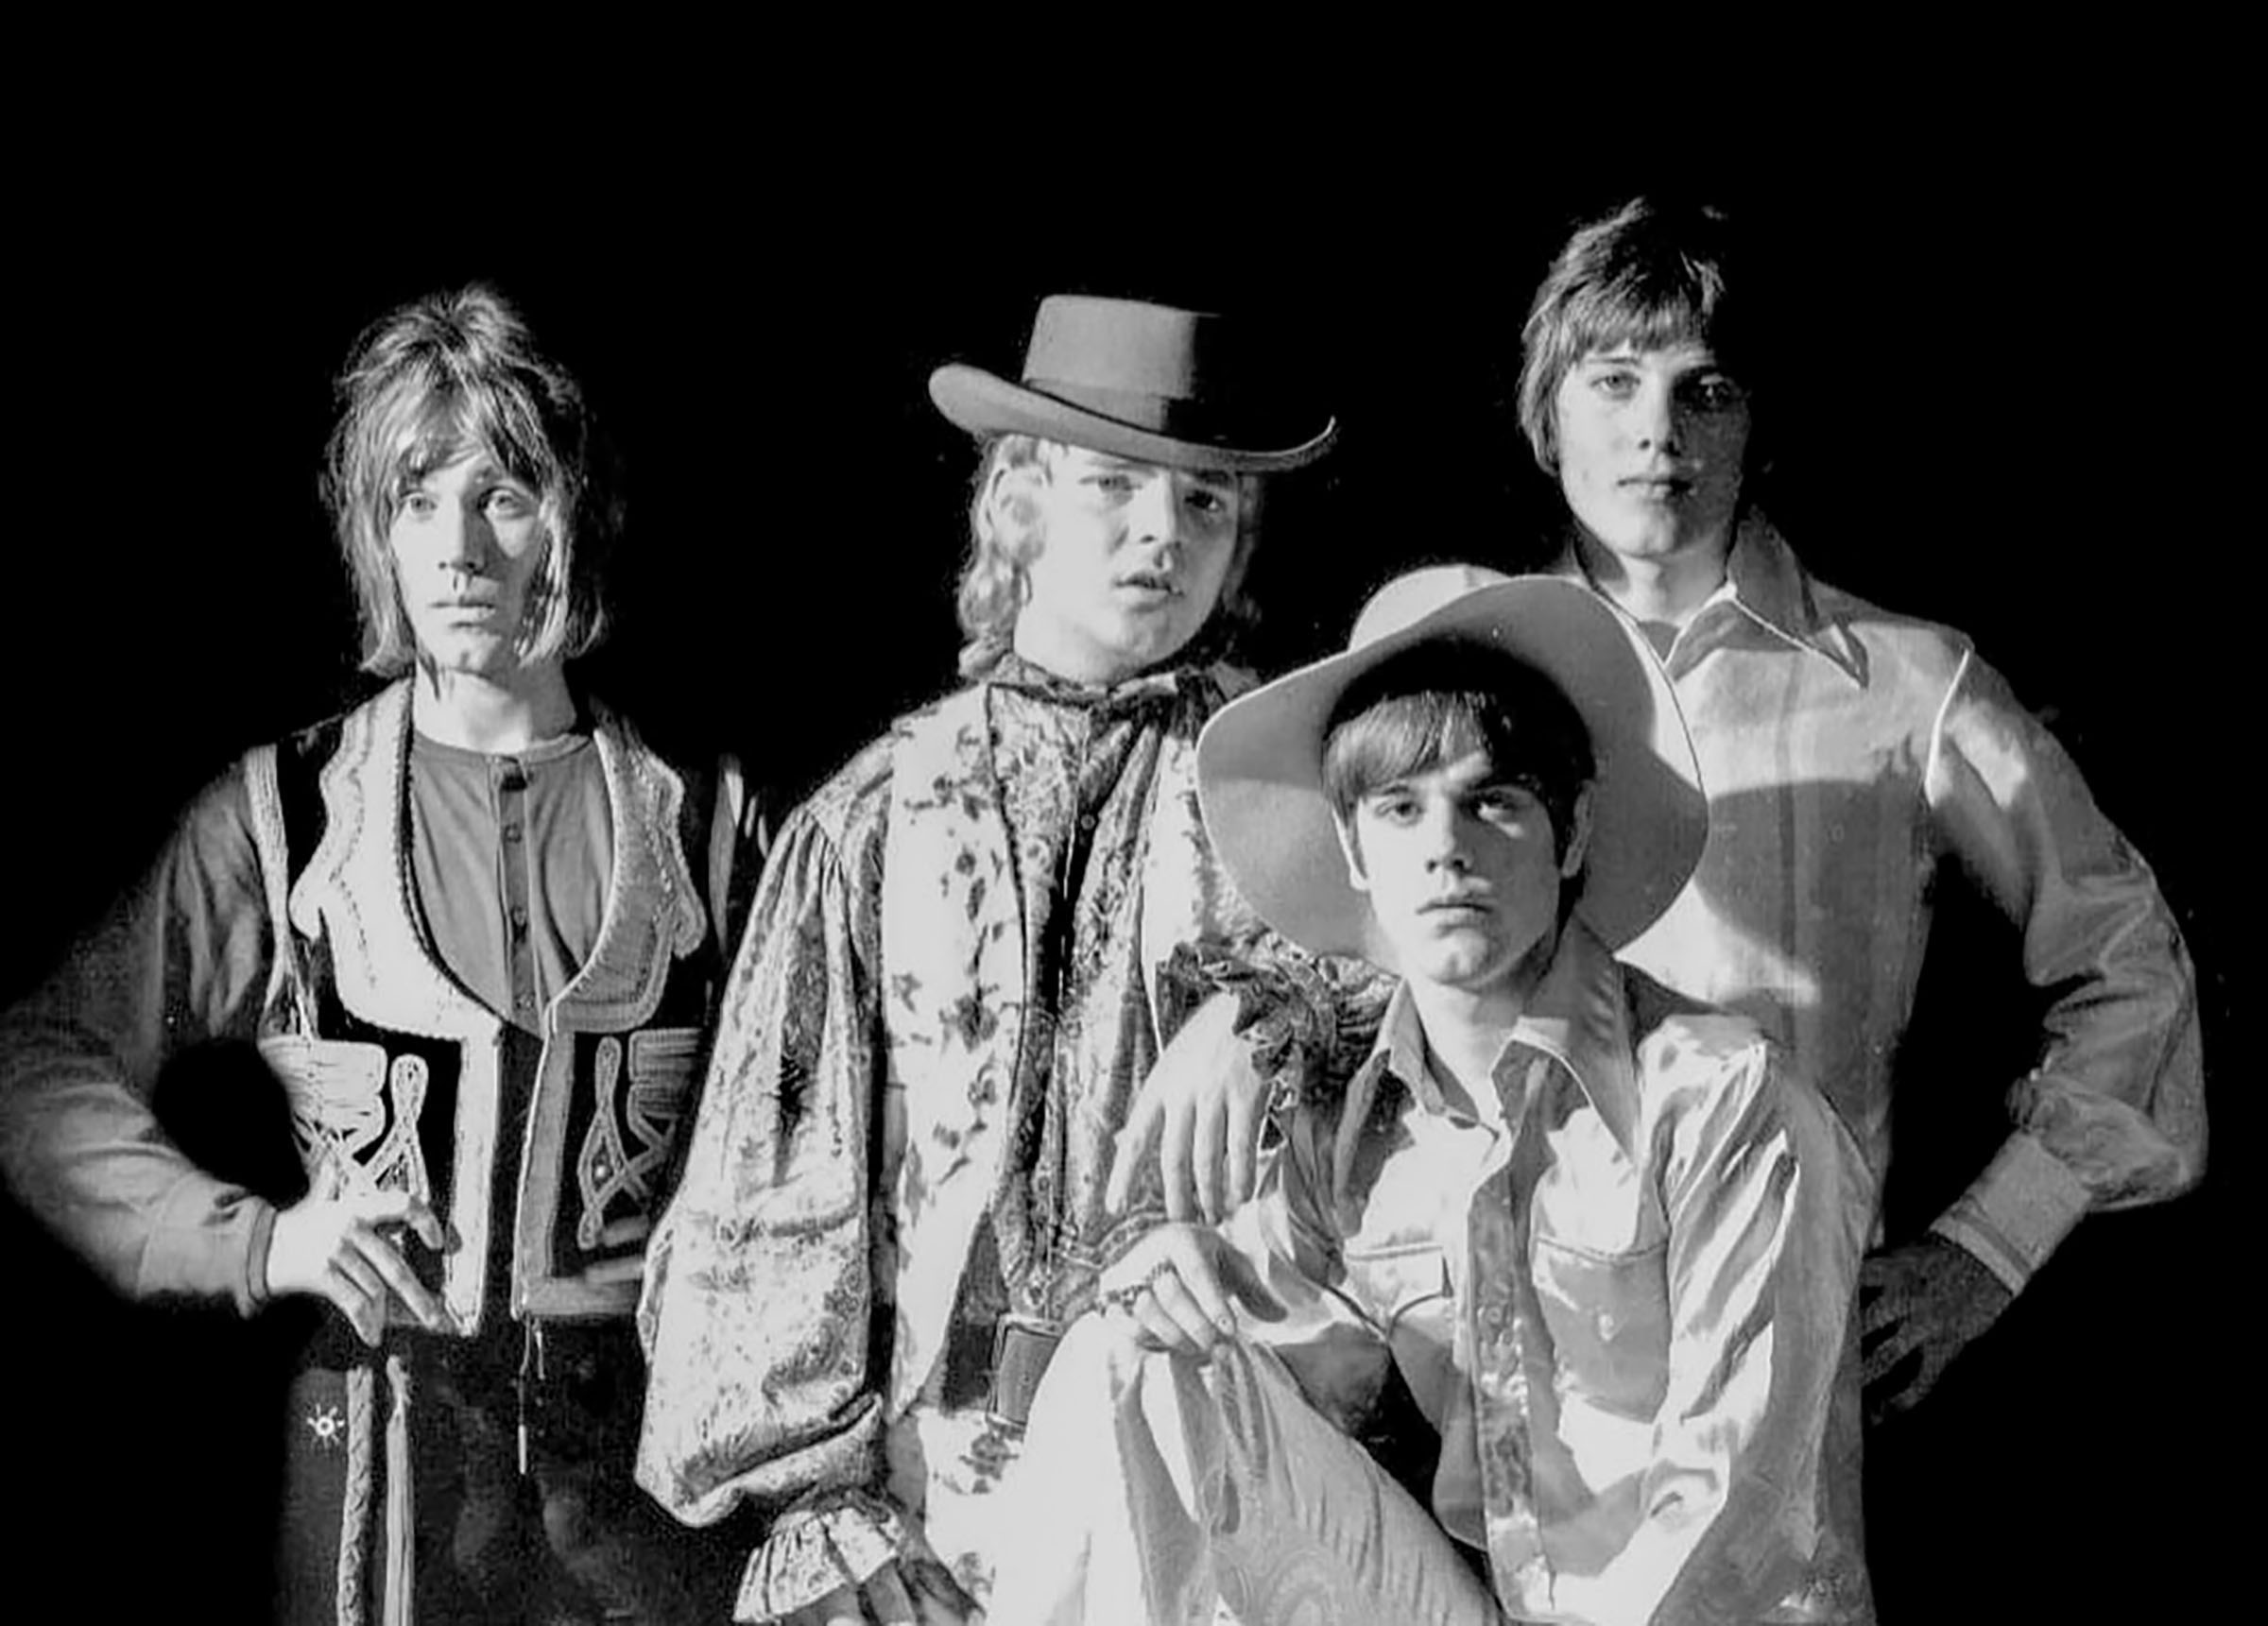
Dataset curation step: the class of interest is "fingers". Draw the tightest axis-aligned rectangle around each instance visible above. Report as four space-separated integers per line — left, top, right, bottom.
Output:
321 1264 385 1347
865 1563 919 1625
1224 1080 1261 1222
357 1190 451 1253
1152 1258 1235 1348
785 1582 867 1626
1860 1312 1922 1406
1214 1245 1287 1323
1130 1287 1213 1358
901 1552 982 1626
1191 1090 1227 1225
348 1223 451 1333
1108 1230 1243 1357
1104 1093 1163 1217
1156 1088 1197 1224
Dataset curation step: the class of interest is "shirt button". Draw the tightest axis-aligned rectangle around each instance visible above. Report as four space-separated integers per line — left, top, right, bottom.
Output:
509 906 529 937
502 823 524 845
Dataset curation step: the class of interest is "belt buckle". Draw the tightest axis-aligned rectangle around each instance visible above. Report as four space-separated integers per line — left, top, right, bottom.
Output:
986 1312 1063 1430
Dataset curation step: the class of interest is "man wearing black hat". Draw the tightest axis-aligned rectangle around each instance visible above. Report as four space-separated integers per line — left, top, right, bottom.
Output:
634 297 1340 1624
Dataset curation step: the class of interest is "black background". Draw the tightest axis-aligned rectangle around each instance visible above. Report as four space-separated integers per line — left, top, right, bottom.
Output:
5 121 2238 1619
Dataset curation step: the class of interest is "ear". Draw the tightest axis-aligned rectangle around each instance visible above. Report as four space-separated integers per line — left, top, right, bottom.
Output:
1559 786 1594 880
1333 812 1371 896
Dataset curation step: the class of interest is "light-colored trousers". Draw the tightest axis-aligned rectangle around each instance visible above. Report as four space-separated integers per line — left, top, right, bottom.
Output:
987 1316 1511 1626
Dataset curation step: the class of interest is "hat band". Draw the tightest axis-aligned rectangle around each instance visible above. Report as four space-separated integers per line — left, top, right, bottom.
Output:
1025 375 1268 448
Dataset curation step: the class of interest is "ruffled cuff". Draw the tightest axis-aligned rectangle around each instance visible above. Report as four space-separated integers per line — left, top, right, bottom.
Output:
1155 942 1332 1111
735 1487 908 1623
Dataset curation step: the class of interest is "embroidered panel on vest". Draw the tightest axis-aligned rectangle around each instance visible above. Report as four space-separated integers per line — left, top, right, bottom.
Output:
286 682 508 1336
272 686 719 1327
512 710 715 1319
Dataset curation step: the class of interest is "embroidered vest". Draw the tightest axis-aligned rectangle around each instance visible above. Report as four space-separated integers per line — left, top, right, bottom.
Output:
876 676 1263 1413
248 682 724 1334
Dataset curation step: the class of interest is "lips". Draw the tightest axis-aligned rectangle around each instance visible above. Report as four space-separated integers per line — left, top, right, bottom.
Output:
1619 472 1694 499
1419 893 1493 916
1115 573 1180 597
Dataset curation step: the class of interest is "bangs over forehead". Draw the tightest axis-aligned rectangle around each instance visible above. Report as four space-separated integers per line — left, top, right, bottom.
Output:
1321 641 1595 844
324 284 613 676
374 367 562 499
1551 261 1723 367
1518 197 1748 469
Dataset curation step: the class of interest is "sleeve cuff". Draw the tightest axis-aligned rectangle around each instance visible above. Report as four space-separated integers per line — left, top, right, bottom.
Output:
1155 944 1330 1087
238 1198 277 1316
735 1487 908 1623
1931 1132 2091 1294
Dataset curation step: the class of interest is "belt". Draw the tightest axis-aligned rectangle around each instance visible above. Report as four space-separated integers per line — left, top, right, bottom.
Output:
986 1313 1064 1429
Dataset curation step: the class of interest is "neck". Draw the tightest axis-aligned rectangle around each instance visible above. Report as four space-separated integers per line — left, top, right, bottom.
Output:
408 660 577 754
1573 525 1733 633
1400 933 1556 1120
1008 618 1159 689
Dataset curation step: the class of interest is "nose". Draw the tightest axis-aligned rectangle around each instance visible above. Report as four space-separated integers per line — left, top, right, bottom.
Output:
433 500 494 573
1420 802 1472 872
1633 378 1682 455
1126 473 1183 549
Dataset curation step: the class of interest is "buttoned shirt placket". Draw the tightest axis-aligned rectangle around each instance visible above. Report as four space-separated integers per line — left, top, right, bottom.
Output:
1454 1048 1561 1602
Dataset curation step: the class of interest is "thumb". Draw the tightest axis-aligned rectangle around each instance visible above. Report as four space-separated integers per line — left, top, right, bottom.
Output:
1212 1242 1286 1324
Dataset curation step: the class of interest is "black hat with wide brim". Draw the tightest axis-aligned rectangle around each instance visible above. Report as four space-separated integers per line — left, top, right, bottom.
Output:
1198 568 1707 967
929 295 1337 472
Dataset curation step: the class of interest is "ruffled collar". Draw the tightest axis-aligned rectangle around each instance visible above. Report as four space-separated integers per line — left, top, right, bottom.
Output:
985 649 1215 712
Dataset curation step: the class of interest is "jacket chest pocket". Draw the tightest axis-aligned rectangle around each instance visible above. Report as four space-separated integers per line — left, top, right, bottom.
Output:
1530 1237 1671 1419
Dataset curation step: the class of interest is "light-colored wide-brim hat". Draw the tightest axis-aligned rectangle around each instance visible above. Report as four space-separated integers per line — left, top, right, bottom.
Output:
1197 567 1706 966
929 295 1337 472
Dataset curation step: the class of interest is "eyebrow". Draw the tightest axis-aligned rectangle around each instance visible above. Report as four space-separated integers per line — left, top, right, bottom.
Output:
1579 346 1721 370
1081 453 1235 493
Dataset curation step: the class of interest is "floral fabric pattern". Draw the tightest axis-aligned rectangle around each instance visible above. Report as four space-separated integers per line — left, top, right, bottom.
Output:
637 658 1338 1616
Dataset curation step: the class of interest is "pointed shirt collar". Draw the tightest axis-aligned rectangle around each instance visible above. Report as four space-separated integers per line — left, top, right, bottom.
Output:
1552 509 1869 688
1356 916 1643 1161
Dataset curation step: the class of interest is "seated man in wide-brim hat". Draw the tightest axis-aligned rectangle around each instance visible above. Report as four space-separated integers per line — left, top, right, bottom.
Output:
634 297 1345 1623
988 569 1868 1626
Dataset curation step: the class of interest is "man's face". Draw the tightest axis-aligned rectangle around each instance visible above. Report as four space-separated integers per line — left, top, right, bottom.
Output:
1553 340 1752 570
387 449 551 678
1339 746 1591 996
1015 444 1241 683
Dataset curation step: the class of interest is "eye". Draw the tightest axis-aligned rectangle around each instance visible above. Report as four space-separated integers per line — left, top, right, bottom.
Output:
1366 793 1419 826
398 490 438 518
1589 368 1641 402
1685 373 1745 411
483 487 534 520
1183 486 1232 520
1082 471 1136 496
1474 786 1538 823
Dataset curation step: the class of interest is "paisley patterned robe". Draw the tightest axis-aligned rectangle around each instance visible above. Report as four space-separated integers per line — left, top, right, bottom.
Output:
635 659 1349 1620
